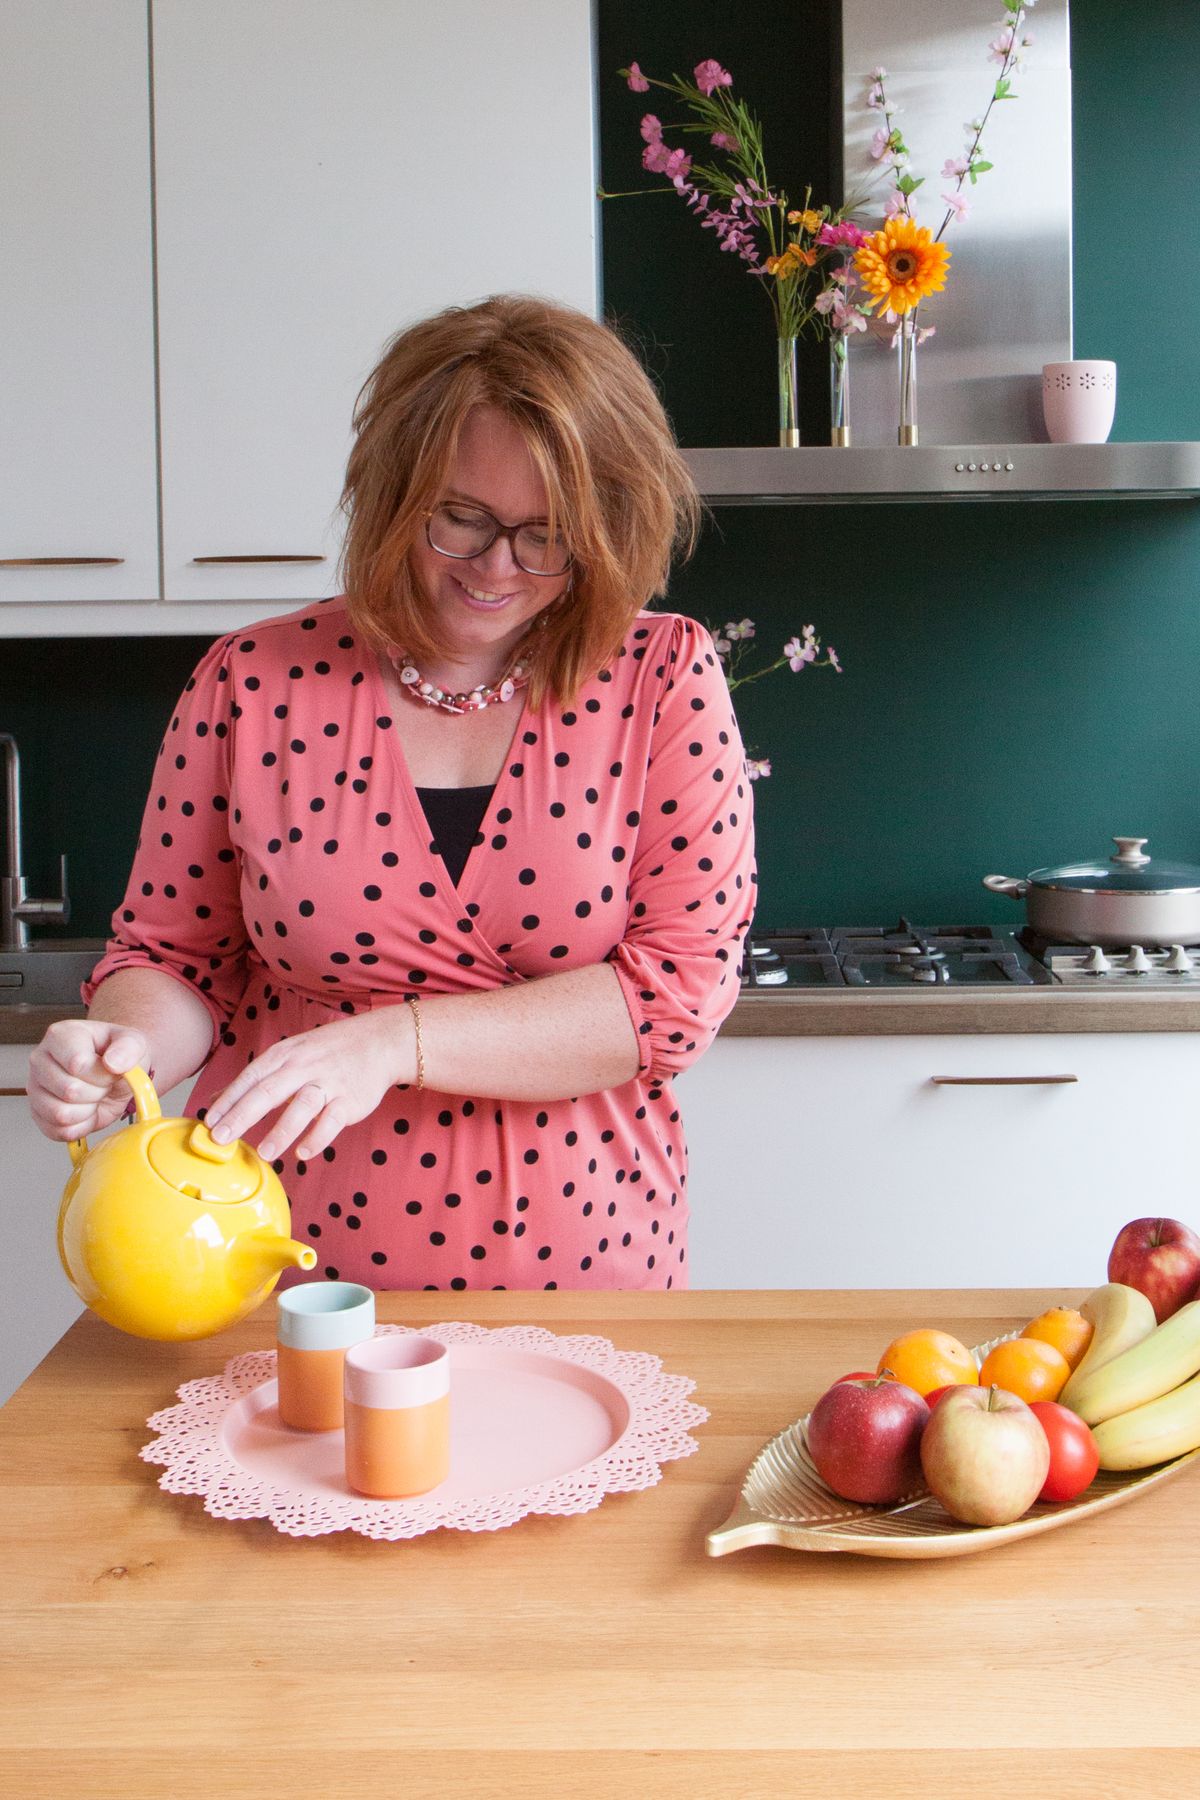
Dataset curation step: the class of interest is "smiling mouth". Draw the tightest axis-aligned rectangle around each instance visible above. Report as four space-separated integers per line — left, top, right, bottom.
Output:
455 576 518 605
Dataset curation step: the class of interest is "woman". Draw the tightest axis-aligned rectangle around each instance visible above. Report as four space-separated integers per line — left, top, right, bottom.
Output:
28 295 755 1290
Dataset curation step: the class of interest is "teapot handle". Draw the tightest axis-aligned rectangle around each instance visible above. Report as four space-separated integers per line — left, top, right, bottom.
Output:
67 1064 163 1167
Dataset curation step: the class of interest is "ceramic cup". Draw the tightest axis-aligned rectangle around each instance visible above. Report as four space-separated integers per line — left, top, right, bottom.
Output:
1042 360 1117 443
276 1281 376 1431
343 1334 451 1498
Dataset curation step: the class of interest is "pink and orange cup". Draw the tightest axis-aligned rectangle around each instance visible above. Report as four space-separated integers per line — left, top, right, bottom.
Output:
276 1282 376 1432
343 1335 451 1498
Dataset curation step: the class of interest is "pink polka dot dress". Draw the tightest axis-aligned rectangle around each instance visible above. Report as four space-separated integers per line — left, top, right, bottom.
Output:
84 599 756 1290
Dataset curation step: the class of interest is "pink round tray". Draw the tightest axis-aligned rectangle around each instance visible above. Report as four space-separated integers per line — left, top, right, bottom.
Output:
140 1320 708 1540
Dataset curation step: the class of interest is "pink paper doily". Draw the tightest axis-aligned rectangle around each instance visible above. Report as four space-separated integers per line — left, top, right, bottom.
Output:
140 1320 708 1540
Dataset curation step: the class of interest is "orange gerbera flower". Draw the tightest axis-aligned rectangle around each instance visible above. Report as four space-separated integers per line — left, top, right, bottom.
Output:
853 216 951 315
787 207 823 233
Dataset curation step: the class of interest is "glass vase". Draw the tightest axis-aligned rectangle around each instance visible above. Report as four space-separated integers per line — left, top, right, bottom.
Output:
898 312 919 446
778 334 800 447
829 333 851 447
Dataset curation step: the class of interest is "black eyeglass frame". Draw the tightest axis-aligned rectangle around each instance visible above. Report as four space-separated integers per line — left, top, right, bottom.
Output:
421 505 571 578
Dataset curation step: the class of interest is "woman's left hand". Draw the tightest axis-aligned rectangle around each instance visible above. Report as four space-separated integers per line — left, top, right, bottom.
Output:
203 1008 412 1161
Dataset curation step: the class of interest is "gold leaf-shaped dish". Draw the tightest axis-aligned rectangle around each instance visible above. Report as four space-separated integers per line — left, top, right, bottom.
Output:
706 1334 1200 1560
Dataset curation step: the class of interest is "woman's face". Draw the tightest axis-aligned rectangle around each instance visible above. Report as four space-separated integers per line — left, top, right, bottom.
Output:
411 404 572 678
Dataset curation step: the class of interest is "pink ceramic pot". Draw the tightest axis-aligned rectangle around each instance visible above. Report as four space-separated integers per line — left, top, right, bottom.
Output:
1042 360 1117 443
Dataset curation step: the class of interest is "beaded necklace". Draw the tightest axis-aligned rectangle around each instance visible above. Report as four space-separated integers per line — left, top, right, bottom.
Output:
387 649 530 715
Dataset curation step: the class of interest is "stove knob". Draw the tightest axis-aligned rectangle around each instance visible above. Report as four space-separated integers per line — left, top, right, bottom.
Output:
1164 944 1193 972
1082 945 1110 973
1124 944 1153 973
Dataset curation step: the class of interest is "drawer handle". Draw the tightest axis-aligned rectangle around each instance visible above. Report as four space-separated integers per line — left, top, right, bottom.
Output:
0 556 124 567
191 554 326 564
930 1074 1078 1086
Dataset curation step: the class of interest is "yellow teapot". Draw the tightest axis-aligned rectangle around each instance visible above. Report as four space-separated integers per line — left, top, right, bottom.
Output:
57 1065 317 1341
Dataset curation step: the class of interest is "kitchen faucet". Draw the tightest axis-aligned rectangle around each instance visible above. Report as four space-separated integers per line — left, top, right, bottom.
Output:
0 732 70 950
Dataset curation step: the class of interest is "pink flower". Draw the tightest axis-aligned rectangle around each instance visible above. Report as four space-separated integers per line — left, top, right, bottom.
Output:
817 220 869 248
866 83 886 110
745 758 772 781
694 59 733 96
784 630 817 672
988 28 1015 64
869 126 893 162
640 113 663 144
870 66 888 81
642 139 672 175
724 618 755 641
884 188 907 219
626 62 650 93
941 156 969 179
710 130 739 151
941 190 970 221
827 647 842 674
664 148 692 184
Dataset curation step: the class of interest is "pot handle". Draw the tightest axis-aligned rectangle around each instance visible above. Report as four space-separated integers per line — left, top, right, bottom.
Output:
67 1064 163 1168
982 874 1029 900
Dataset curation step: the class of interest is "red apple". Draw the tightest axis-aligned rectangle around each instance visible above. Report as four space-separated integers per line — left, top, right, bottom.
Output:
924 1385 958 1410
919 1385 1050 1526
1107 1217 1200 1324
806 1374 928 1504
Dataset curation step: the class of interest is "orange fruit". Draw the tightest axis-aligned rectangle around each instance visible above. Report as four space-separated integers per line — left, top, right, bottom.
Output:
977 1336 1071 1403
876 1329 978 1398
1020 1306 1094 1371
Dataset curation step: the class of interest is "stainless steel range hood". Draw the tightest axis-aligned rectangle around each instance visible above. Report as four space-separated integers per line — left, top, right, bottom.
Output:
684 442 1200 505
684 6 1200 504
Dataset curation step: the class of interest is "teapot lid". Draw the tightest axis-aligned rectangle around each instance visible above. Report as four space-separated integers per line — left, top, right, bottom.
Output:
147 1119 266 1204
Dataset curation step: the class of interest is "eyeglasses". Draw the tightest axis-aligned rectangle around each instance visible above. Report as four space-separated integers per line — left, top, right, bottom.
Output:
423 503 571 577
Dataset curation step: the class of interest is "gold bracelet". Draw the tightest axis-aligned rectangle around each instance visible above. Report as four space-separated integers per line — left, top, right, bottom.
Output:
406 995 426 1091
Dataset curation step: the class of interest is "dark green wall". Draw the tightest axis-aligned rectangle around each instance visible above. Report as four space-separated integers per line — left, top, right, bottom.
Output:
599 0 1200 927
3 0 1198 937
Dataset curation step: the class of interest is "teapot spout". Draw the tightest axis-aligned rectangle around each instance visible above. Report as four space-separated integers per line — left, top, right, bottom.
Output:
233 1233 318 1290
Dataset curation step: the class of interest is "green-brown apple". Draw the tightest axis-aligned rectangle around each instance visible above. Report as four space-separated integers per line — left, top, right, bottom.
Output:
919 1384 1050 1526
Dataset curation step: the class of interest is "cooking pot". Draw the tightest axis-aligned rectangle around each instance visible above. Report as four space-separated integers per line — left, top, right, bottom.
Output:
983 836 1200 947
57 1065 317 1341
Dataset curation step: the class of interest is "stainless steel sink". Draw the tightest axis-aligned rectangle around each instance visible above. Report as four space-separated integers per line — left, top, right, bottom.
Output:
0 940 105 1008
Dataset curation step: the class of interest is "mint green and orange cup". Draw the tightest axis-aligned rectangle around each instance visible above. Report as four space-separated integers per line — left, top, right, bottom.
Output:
343 1335 451 1498
276 1282 375 1431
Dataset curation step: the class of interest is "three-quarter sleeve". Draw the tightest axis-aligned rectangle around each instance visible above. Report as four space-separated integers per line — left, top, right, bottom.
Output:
608 616 756 1081
82 635 249 1039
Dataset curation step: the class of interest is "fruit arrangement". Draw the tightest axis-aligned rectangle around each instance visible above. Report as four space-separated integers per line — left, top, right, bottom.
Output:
803 1215 1200 1528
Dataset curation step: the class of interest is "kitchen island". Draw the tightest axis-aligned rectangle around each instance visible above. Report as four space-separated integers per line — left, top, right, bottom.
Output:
2 1289 1197 1798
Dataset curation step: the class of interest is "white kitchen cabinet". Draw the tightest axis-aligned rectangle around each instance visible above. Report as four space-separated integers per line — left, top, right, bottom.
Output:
1 0 597 634
679 1034 1200 1290
0 0 159 608
0 1048 85 1404
152 0 597 607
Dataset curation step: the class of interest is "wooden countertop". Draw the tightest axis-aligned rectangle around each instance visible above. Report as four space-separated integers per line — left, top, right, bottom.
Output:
2 1288 1198 1797
5 985 1200 1049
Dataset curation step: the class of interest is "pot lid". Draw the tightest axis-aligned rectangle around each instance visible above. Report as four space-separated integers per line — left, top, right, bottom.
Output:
146 1118 266 1204
1029 837 1200 895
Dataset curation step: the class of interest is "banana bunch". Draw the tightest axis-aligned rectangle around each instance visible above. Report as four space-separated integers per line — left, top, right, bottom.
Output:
1060 1284 1200 1470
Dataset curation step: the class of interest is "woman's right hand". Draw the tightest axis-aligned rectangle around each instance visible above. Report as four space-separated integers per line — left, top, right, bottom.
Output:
26 1019 151 1143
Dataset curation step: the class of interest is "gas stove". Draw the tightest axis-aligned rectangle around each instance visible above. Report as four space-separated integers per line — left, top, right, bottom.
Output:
740 921 1200 990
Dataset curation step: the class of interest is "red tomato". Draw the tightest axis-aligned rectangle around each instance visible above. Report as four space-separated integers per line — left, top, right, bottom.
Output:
1029 1401 1100 1502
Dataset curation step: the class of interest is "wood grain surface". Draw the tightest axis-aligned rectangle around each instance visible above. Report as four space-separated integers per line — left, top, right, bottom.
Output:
2 1289 1199 1799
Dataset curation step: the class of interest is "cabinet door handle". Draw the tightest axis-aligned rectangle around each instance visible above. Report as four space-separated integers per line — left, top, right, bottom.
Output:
191 554 326 565
0 556 124 567
930 1074 1078 1086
